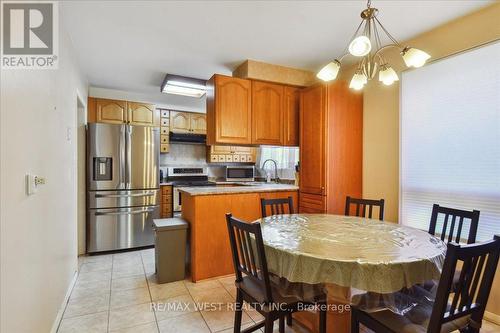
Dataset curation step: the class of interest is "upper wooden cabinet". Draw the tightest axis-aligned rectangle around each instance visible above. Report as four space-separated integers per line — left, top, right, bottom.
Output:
283 86 300 146
95 98 127 124
207 74 252 145
190 113 207 134
170 111 191 133
206 74 300 146
88 97 158 127
170 111 206 134
128 102 159 126
299 82 363 214
251 81 284 145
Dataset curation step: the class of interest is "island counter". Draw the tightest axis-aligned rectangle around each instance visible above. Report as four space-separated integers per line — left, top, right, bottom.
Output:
180 184 298 281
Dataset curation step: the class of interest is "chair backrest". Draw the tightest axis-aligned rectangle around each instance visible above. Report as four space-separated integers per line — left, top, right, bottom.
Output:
428 204 480 244
344 196 385 220
428 235 500 333
260 196 294 217
225 213 273 303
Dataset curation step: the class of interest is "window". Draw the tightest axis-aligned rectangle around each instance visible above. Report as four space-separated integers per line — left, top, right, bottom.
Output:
257 146 299 180
400 42 500 241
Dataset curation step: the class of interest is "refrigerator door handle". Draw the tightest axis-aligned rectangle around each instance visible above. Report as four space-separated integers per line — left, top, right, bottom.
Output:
95 191 156 198
94 206 159 216
119 126 126 189
125 125 132 189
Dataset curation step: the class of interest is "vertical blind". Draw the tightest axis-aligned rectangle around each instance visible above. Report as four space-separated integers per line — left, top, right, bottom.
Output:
400 42 500 241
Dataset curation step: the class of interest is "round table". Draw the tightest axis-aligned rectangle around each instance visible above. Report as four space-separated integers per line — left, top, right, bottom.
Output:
256 214 447 294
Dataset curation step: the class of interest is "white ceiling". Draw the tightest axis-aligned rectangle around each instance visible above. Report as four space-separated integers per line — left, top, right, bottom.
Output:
62 0 491 96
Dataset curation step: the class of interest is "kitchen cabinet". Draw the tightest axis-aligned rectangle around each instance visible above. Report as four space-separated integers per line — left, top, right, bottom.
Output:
206 74 252 145
190 113 207 134
170 111 191 133
87 97 158 127
182 190 298 281
128 102 159 126
170 111 206 134
283 86 300 146
160 185 173 218
299 81 363 214
251 81 283 145
206 145 256 163
159 109 170 153
206 74 300 147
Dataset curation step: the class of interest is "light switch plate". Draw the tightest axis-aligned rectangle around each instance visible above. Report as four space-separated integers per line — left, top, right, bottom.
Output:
26 174 46 195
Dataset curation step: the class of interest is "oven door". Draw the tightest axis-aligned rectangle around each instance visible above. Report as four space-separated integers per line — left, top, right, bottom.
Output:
173 187 182 212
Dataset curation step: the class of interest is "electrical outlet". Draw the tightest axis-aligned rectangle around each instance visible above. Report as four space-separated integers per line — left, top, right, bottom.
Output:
26 174 46 195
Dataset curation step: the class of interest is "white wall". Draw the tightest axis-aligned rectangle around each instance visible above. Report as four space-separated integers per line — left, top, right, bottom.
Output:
0 20 88 333
89 86 206 113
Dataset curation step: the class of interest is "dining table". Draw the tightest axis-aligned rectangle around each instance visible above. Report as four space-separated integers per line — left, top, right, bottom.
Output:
254 213 447 333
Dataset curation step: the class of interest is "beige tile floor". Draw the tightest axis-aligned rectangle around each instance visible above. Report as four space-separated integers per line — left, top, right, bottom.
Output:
57 249 500 333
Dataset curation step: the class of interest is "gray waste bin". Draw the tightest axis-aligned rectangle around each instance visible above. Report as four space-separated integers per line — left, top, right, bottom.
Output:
153 218 188 284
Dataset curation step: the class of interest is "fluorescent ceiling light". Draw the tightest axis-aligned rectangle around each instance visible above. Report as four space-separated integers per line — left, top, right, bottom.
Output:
161 74 207 98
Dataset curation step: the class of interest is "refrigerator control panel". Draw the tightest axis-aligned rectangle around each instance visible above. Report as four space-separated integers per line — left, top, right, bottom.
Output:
93 157 113 181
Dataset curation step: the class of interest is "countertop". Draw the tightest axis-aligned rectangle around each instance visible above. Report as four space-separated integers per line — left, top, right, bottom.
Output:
177 183 299 196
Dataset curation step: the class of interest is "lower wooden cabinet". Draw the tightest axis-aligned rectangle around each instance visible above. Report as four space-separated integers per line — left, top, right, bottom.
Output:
299 192 326 213
160 185 173 218
206 145 256 163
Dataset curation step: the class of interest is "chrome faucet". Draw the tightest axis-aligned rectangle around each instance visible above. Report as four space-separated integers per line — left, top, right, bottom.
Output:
262 159 279 183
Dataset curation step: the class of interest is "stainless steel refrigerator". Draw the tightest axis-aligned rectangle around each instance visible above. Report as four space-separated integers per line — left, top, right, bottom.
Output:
87 123 160 253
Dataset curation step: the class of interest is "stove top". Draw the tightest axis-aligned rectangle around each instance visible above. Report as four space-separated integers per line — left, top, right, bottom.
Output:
171 180 215 187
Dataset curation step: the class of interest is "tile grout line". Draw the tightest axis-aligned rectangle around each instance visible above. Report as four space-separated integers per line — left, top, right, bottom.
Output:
107 255 114 333
141 250 161 333
183 279 216 333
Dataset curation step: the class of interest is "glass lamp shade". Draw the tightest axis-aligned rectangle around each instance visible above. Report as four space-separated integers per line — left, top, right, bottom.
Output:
317 60 341 81
402 47 431 68
348 36 372 57
349 72 367 90
378 65 399 85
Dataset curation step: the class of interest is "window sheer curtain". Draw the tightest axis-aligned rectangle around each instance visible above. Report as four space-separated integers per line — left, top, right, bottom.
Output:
400 42 500 241
257 146 299 180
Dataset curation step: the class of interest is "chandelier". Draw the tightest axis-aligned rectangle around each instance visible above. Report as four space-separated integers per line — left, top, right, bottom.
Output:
317 0 431 90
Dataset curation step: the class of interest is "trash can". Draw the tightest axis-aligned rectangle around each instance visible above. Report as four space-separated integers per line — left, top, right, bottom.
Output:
153 218 188 284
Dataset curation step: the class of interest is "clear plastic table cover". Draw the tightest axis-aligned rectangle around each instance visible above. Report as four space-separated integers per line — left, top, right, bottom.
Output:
255 214 446 314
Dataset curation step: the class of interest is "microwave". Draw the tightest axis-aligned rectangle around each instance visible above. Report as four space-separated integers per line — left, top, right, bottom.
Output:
225 166 255 182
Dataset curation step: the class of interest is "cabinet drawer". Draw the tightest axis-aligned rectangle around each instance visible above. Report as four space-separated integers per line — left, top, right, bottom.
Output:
160 144 169 153
160 127 169 135
240 155 247 162
218 155 226 162
161 110 169 118
233 155 240 162
299 193 326 213
246 155 253 162
161 118 169 127
161 135 169 144
209 155 219 163
161 186 172 195
162 195 172 204
226 155 233 162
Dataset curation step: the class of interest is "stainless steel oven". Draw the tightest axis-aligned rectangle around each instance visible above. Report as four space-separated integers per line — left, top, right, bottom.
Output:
225 166 255 182
167 167 215 213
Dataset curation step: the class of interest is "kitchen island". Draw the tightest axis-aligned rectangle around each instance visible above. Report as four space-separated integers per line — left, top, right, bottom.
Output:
179 183 298 281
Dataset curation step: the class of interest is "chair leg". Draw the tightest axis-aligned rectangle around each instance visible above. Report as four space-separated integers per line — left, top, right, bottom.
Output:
319 308 327 333
279 315 285 333
286 312 292 326
350 308 359 333
264 317 274 333
234 289 243 333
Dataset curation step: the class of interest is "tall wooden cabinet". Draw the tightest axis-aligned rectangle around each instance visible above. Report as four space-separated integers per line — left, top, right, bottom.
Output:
206 75 252 145
283 86 300 146
299 81 363 214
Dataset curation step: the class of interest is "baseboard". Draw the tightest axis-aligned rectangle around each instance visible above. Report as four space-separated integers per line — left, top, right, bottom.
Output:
50 270 78 333
485 310 500 326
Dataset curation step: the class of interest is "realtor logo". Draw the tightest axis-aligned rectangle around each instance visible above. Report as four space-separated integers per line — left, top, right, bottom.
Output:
1 1 58 69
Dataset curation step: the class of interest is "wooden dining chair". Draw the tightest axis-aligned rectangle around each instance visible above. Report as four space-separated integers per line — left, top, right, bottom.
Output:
260 197 294 217
345 196 385 221
351 235 500 333
428 204 480 244
226 213 327 333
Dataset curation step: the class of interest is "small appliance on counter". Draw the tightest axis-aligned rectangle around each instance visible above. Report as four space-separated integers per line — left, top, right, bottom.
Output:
225 166 255 182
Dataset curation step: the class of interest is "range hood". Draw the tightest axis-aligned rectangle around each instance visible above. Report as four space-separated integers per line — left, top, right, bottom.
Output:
169 132 206 144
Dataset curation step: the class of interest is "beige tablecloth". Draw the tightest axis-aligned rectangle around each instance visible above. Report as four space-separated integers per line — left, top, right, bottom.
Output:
256 214 446 294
